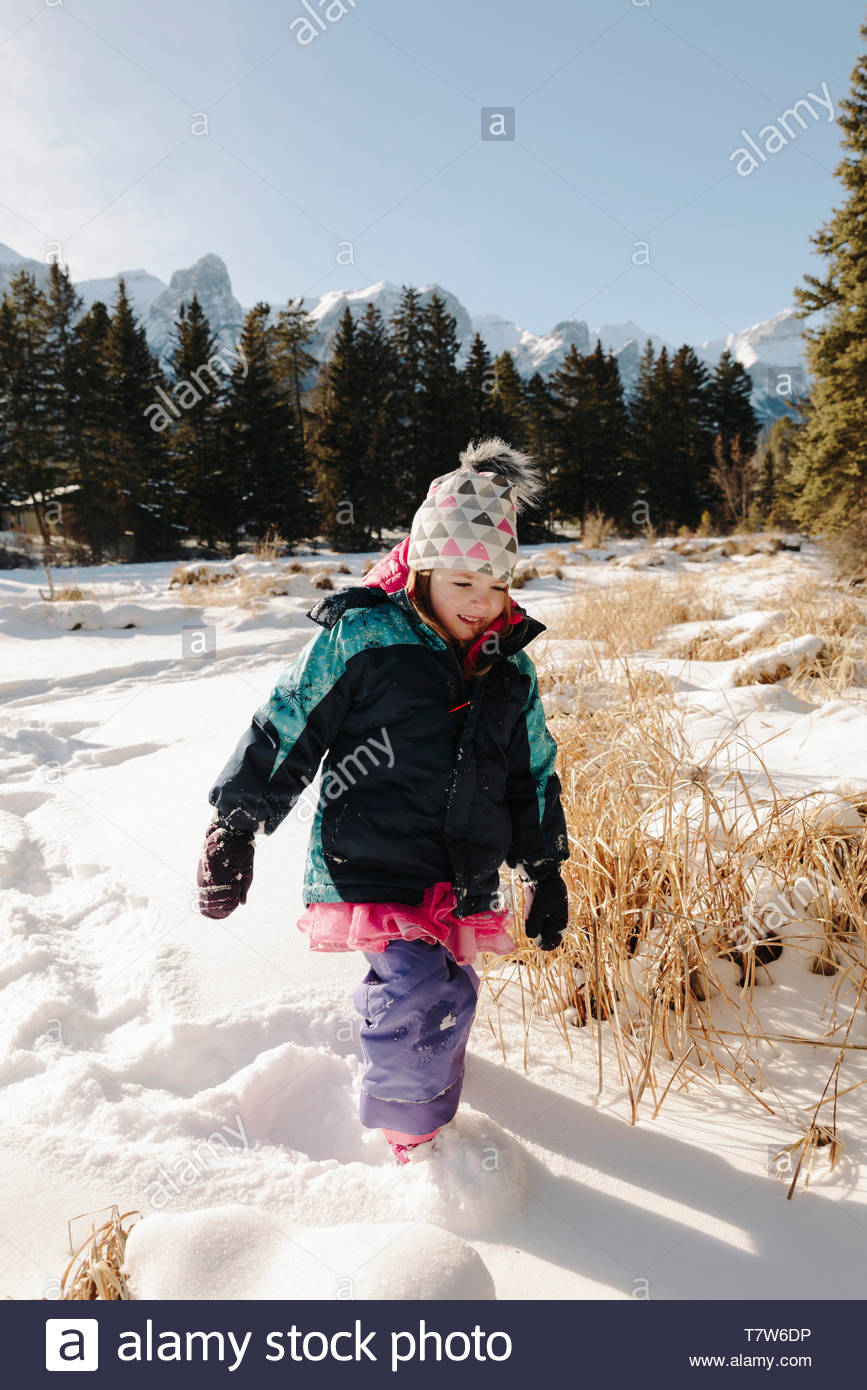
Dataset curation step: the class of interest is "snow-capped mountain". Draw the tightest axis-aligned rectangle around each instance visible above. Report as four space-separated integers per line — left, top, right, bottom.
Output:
698 309 806 373
694 310 808 421
301 280 473 369
0 241 31 268
146 254 243 367
0 243 169 324
467 306 806 418
77 267 167 323
0 241 808 417
0 241 52 300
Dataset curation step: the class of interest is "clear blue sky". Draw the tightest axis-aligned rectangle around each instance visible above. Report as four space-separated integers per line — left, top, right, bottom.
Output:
1 0 863 346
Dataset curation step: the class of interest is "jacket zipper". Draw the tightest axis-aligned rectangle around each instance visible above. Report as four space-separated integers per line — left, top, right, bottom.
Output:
391 589 490 708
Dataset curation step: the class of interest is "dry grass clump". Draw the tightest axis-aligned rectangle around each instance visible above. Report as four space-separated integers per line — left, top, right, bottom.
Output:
769 1121 844 1194
238 574 300 602
512 558 567 587
482 621 867 1193
510 565 538 589
653 535 796 563
718 536 780 557
253 527 287 560
169 563 240 589
580 507 616 549
542 572 727 658
60 1205 139 1300
667 629 754 662
661 578 867 695
169 561 343 609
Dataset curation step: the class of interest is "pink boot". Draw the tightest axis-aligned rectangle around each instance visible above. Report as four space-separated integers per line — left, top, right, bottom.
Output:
382 1127 440 1165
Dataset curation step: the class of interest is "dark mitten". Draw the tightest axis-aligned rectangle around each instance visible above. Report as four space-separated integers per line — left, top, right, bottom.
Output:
524 875 569 951
197 823 255 919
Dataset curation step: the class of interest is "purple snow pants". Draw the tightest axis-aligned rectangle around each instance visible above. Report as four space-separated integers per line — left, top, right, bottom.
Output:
352 938 480 1134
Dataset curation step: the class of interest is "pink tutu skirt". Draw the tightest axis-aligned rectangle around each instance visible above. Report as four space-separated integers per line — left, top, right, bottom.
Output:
296 881 517 966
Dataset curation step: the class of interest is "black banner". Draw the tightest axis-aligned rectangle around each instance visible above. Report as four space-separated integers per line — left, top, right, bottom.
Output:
5 1299 855 1387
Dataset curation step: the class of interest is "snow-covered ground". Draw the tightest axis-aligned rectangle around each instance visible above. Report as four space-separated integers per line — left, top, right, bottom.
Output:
2 537 866 1301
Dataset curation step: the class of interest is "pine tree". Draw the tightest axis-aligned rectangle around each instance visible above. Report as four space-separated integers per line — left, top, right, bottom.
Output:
547 342 629 527
223 302 305 544
666 345 716 530
547 346 586 523
104 278 176 559
463 333 498 438
490 351 530 447
708 348 759 461
354 301 402 541
0 271 64 548
524 372 556 536
71 299 115 560
589 341 631 524
272 296 318 491
42 261 81 482
415 292 472 501
309 307 370 548
166 295 232 550
707 348 760 525
788 18 867 533
388 286 427 524
625 339 664 532
758 414 805 528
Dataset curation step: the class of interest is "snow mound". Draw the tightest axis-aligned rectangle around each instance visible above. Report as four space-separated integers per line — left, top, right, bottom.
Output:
733 634 824 684
123 1204 496 1300
0 600 191 631
393 1108 530 1237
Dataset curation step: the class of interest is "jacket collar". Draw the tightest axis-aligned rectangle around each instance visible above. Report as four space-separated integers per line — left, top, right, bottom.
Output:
307 584 546 661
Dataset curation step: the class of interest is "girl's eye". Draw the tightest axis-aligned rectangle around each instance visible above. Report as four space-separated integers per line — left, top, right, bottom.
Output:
453 582 506 592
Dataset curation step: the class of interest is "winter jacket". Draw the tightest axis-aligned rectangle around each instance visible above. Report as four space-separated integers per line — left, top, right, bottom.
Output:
207 546 570 918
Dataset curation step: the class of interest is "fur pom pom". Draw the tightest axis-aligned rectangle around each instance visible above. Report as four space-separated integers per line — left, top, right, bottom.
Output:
457 437 544 515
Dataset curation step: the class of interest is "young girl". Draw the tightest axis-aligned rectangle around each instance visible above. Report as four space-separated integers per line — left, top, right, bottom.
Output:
197 438 570 1164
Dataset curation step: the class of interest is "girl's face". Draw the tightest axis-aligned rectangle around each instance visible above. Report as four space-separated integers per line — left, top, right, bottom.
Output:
428 569 508 644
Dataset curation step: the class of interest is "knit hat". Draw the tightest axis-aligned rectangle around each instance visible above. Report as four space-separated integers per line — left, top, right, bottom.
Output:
407 438 543 583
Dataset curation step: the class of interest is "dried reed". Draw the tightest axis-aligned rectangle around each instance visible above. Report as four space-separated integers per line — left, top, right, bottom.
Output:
481 570 867 1195
60 1205 140 1300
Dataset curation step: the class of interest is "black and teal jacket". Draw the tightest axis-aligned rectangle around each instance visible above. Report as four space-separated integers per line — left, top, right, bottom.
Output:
207 584 569 918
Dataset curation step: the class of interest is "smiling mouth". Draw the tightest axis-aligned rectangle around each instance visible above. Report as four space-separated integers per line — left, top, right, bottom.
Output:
457 614 486 626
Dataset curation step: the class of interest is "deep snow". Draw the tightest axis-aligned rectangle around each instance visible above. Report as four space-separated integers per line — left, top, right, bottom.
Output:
1 538 866 1301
